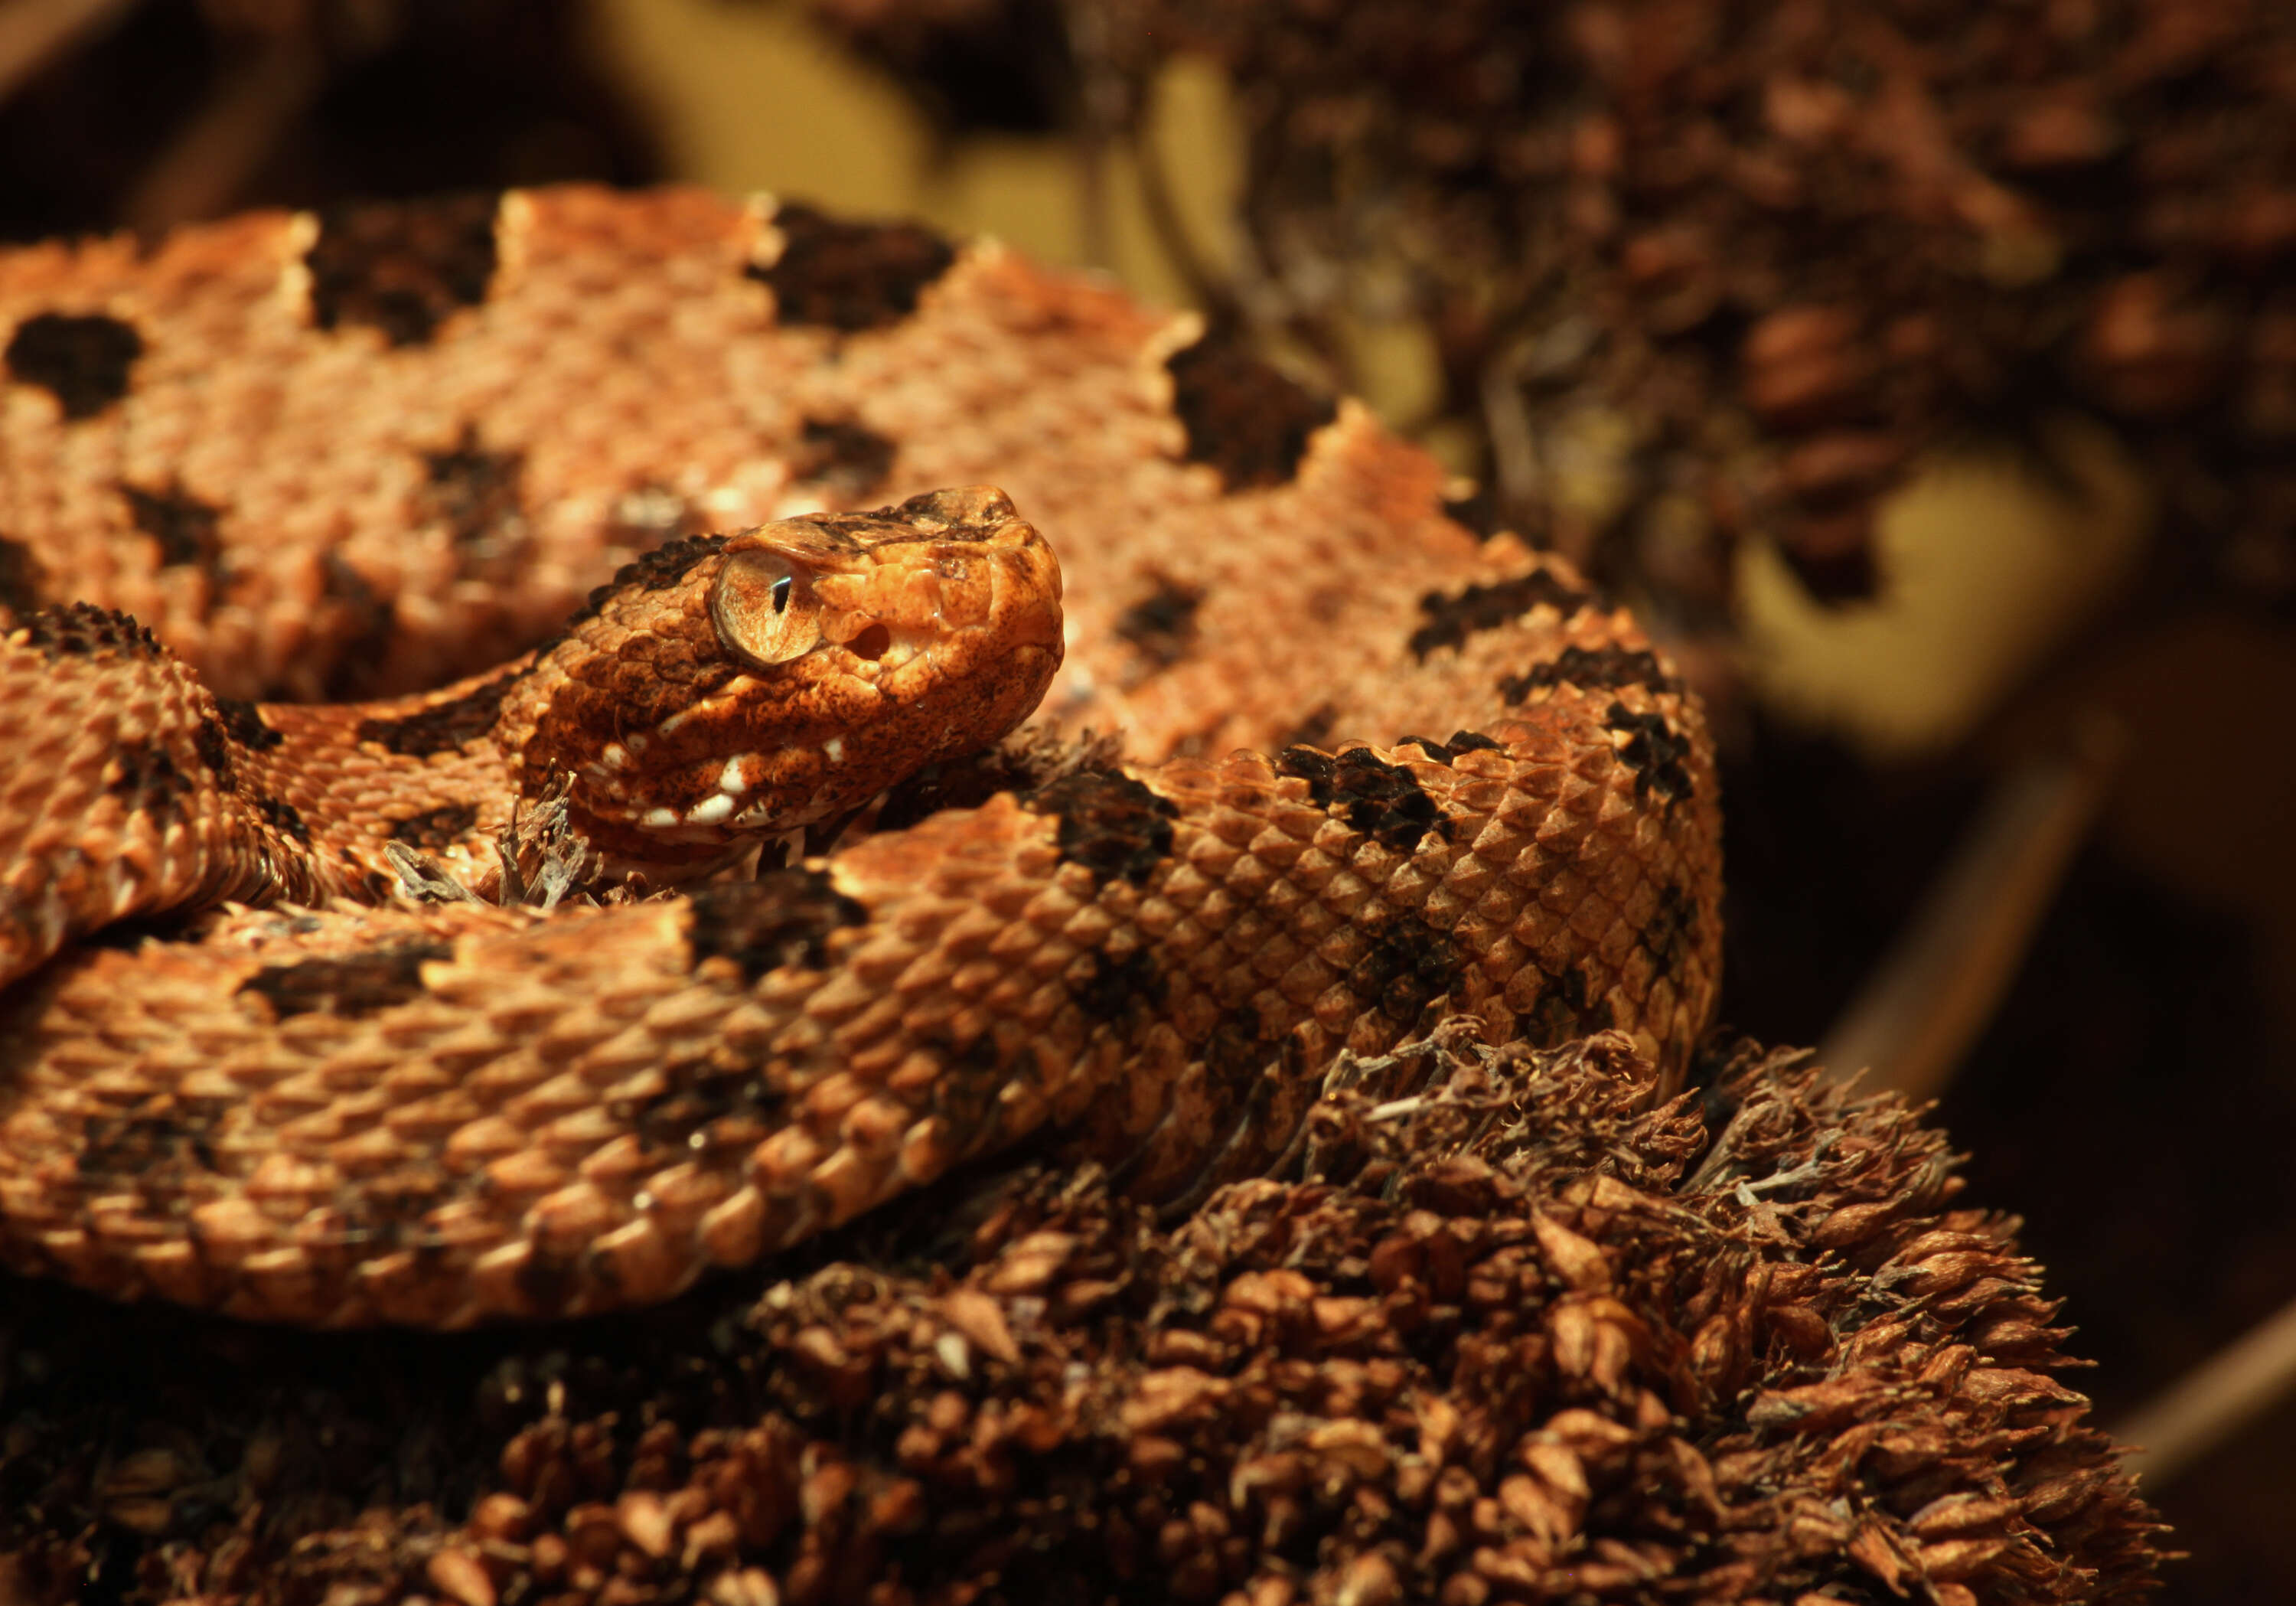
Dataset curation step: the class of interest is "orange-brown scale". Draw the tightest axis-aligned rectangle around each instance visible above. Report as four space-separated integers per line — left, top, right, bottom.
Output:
0 538 1715 1327
0 490 1062 988
0 188 1724 1327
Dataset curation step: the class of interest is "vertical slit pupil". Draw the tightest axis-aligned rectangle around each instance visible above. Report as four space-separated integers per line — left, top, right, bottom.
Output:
770 574 793 613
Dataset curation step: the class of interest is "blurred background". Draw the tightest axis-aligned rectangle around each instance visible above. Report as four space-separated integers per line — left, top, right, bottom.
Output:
2 1 2291 1595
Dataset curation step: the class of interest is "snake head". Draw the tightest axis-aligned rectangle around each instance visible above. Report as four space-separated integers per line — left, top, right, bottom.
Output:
512 485 1063 868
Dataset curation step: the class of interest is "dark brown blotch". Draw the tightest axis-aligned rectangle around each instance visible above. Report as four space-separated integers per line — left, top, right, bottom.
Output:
119 481 225 576
106 742 189 812
1518 965 1616 1048
5 312 143 419
1499 644 1681 704
1400 730 1508 765
1605 703 1695 804
0 536 46 615
1637 883 1698 971
1407 570 1592 661
1349 914 1463 1028
239 940 455 1020
928 1033 1009 1144
1442 485 1505 538
1114 580 1203 671
1202 1004 1280 1092
354 672 516 758
16 602 161 660
77 1107 222 1189
192 707 282 786
1075 945 1165 1023
317 554 399 699
791 416 897 499
387 801 481 850
255 794 311 843
1279 705 1338 752
750 204 957 332
1026 771 1178 887
305 193 501 347
685 870 869 984
1277 746 1452 854
418 426 526 552
210 699 285 767
628 1051 786 1155
1164 333 1337 491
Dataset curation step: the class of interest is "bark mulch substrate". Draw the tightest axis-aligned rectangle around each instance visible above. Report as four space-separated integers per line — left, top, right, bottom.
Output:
0 1030 2164 1604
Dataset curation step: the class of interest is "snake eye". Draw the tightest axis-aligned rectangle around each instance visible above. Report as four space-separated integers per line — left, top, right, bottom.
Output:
712 548 821 667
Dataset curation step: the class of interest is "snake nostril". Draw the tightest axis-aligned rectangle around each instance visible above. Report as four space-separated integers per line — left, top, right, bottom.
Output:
848 622 892 661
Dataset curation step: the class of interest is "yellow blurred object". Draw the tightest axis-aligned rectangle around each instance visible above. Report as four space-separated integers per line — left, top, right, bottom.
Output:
592 0 1239 309
1737 415 2153 756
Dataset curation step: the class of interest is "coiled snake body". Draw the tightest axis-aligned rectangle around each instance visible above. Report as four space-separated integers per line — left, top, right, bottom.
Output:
0 188 1720 1327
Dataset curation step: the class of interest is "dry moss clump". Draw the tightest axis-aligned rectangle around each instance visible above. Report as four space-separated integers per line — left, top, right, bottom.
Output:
1 1030 2164 1603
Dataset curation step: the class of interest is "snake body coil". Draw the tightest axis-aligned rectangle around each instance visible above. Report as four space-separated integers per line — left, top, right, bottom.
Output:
0 188 1721 1327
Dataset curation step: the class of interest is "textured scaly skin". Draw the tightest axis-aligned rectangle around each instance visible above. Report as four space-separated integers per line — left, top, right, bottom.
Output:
0 188 1722 1326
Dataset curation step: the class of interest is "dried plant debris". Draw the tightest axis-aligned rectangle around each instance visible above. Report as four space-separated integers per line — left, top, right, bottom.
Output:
0 1030 2163 1603
805 0 2296 613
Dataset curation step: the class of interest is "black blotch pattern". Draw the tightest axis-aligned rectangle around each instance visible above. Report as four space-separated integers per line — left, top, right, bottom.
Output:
193 698 282 790
628 1051 787 1156
239 941 455 1020
1279 706 1339 752
387 801 481 849
318 554 399 699
1165 334 1337 490
1277 746 1452 854
191 700 282 789
106 742 188 811
214 699 283 752
1606 703 1695 803
305 193 501 347
1203 1005 1280 1092
16 602 161 659
1442 485 1505 537
929 1033 1009 1142
5 312 142 419
1499 644 1681 704
0 536 46 615
77 1107 223 1187
791 416 897 498
1638 883 1698 972
255 795 311 843
750 204 957 332
419 426 526 550
354 672 515 758
1114 580 1203 670
1025 771 1178 886
685 870 869 984
1076 946 1165 1023
1351 915 1463 1027
1518 966 1615 1048
1407 570 1592 660
119 481 224 574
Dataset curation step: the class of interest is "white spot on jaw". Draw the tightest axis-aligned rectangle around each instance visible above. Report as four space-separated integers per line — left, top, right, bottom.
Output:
601 743 629 770
718 756 751 794
687 793 735 825
823 737 845 765
641 806 678 828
